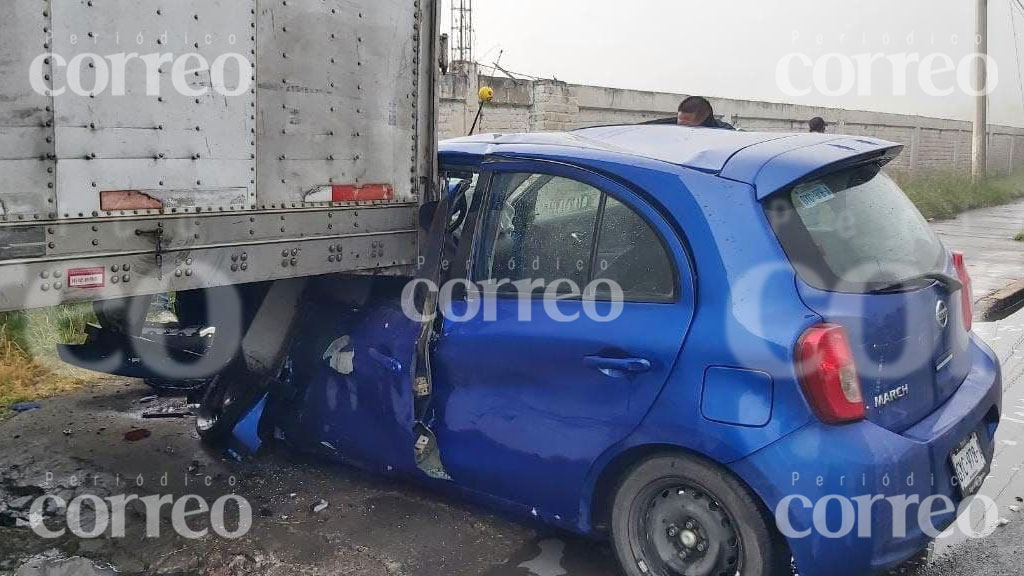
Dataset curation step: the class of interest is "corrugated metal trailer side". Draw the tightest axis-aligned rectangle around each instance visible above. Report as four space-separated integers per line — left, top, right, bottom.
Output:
0 0 439 313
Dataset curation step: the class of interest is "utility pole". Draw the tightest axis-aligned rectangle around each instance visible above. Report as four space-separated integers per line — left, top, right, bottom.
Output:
972 0 989 182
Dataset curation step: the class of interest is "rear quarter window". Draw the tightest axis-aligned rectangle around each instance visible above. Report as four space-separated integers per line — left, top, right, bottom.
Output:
764 164 945 293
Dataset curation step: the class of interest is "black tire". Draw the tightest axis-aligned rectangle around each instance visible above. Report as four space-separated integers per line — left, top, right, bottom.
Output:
195 364 264 445
610 453 791 576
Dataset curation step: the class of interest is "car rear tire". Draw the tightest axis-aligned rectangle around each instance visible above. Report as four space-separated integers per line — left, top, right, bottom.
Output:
610 453 791 576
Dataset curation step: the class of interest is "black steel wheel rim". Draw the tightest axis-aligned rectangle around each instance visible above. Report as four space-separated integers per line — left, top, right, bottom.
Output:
630 482 741 576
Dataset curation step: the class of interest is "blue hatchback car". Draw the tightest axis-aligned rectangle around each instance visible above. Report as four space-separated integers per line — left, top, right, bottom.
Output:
261 125 1002 576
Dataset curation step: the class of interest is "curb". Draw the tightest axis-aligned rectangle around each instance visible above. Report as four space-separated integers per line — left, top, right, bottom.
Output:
977 279 1024 322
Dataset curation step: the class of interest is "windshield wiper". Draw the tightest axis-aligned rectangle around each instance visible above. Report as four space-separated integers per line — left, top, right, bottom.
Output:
870 272 963 295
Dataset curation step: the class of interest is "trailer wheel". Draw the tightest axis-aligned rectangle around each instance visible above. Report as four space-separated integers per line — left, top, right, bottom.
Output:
610 453 791 576
195 364 263 444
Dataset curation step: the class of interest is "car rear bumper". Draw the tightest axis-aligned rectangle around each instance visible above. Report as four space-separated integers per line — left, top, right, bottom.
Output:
731 335 1002 576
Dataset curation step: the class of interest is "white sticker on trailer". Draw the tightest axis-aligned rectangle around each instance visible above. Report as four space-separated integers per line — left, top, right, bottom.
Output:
67 268 106 289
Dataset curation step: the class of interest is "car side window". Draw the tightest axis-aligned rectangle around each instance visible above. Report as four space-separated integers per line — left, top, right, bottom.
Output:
477 173 601 292
593 196 676 302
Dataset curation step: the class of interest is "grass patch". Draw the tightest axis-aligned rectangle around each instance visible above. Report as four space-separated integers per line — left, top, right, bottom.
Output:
896 171 1024 221
1016 231 1024 242
0 305 95 418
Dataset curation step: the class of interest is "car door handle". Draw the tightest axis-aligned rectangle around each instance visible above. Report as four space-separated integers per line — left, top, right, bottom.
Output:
584 356 652 378
368 348 404 374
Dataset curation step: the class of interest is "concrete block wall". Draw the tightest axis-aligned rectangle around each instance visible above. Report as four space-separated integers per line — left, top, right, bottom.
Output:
438 65 1024 176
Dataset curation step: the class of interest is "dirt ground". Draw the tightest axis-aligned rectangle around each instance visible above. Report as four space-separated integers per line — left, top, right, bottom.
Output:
0 378 619 576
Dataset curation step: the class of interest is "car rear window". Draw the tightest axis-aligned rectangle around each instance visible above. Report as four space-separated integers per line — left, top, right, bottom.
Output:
764 164 945 293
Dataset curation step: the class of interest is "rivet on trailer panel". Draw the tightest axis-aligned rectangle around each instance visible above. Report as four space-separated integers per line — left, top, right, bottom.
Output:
41 284 50 292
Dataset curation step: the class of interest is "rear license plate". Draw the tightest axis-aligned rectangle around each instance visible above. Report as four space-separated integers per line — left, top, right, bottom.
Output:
950 433 987 496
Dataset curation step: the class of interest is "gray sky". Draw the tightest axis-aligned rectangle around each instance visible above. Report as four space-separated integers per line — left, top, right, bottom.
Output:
458 0 1024 127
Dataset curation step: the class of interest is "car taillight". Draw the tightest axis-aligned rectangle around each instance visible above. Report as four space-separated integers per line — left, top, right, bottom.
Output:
952 251 973 332
796 324 865 424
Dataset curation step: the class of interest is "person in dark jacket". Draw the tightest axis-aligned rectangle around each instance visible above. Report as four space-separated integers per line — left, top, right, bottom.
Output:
809 117 827 133
676 96 735 130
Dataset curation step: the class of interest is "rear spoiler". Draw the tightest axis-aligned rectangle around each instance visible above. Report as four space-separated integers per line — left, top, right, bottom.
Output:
720 136 904 200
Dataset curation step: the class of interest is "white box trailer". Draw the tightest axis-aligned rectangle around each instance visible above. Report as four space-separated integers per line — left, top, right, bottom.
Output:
0 0 440 313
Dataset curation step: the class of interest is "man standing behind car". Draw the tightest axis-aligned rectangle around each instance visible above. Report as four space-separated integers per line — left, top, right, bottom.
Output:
809 116 827 133
677 96 735 130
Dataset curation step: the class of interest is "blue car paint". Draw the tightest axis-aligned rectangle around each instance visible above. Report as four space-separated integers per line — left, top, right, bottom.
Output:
731 339 1001 576
796 276 974 434
269 282 423 472
265 127 1001 576
231 393 267 455
432 158 697 524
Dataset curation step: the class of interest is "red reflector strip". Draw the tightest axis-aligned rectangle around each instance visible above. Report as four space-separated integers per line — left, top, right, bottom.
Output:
100 191 164 211
331 184 394 203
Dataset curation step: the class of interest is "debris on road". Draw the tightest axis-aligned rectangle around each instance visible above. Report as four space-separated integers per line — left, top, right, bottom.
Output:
311 499 329 514
10 402 41 413
138 396 158 404
1010 505 1021 513
997 517 1011 527
8 495 34 511
123 428 151 442
142 408 194 419
62 429 72 436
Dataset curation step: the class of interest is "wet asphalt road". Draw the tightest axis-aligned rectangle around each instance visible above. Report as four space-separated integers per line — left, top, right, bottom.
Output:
1 309 1023 576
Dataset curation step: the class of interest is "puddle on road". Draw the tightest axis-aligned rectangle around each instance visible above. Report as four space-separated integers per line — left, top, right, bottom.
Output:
485 536 620 576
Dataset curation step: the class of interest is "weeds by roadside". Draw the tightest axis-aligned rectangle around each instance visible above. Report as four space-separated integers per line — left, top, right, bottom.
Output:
1015 231 1024 242
896 171 1024 222
0 305 95 418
